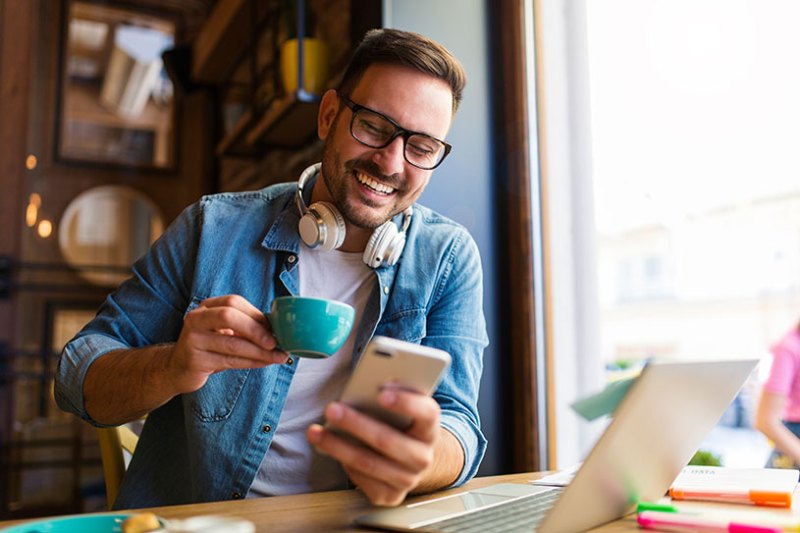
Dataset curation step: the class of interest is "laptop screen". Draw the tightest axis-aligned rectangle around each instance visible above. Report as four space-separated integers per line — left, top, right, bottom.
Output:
356 358 759 533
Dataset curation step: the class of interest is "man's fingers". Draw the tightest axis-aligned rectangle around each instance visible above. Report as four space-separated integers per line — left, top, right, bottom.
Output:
200 294 268 324
169 296 289 393
185 303 277 351
321 403 433 472
204 333 288 366
306 424 420 498
166 334 287 394
212 352 288 370
377 389 441 442
346 470 408 507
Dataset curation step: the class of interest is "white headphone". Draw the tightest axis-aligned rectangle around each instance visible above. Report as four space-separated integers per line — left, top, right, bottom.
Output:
295 163 412 268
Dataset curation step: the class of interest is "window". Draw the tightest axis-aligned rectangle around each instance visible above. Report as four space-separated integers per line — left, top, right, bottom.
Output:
539 0 800 467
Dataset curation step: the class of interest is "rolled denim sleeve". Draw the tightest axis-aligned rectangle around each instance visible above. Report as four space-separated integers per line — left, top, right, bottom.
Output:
54 202 201 425
439 411 486 486
55 335 131 425
425 227 489 487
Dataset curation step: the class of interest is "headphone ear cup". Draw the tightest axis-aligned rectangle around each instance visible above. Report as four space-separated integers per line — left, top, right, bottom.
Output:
363 221 406 268
384 231 406 266
363 222 393 268
298 211 323 248
299 201 345 251
314 202 346 251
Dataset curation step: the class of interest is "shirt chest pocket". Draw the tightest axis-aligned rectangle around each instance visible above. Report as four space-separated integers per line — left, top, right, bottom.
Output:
374 309 426 344
187 370 250 422
183 296 250 422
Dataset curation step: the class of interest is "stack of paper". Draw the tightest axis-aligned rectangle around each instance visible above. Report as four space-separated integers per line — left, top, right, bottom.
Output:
669 466 799 507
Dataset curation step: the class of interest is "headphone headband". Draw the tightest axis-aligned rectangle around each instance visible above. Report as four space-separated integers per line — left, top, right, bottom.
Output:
295 162 322 217
295 163 411 267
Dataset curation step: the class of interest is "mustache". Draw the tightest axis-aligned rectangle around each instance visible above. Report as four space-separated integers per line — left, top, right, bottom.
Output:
347 160 401 188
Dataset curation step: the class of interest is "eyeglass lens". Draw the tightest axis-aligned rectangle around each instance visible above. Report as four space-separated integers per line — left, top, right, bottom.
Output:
351 109 446 169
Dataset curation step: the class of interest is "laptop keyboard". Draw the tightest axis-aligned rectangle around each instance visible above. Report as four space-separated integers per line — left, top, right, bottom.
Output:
421 487 563 533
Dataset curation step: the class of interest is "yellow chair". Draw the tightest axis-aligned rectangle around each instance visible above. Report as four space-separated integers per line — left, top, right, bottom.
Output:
97 425 139 509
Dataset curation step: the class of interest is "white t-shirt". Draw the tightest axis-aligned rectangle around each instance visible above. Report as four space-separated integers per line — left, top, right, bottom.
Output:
247 243 375 497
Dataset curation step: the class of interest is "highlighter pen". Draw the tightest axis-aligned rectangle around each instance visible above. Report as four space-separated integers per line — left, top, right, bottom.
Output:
670 487 793 507
638 510 783 533
637 501 800 532
637 501 679 513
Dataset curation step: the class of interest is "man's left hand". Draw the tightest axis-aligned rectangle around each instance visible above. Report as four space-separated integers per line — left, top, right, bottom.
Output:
306 388 460 506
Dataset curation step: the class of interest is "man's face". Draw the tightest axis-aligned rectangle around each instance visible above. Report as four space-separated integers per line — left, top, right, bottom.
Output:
317 64 454 230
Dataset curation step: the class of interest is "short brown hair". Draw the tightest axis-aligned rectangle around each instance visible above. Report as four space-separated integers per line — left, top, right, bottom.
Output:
337 28 467 113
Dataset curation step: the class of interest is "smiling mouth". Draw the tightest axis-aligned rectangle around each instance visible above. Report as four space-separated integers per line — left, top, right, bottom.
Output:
356 171 395 195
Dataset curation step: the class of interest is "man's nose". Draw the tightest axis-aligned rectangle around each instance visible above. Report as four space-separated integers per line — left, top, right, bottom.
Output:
372 136 406 175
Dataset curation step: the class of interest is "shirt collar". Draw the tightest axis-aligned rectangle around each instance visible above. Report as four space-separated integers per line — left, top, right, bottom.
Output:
261 189 302 254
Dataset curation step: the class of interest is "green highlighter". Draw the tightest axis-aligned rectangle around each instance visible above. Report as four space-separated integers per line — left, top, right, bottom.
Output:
636 501 677 513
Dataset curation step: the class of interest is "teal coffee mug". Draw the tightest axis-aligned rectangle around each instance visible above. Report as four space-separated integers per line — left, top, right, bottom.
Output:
267 296 356 358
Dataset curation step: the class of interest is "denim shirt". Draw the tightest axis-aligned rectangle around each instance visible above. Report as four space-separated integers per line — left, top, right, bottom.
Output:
55 180 488 509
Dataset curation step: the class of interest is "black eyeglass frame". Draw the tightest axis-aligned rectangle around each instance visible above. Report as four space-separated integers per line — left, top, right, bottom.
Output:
338 94 453 170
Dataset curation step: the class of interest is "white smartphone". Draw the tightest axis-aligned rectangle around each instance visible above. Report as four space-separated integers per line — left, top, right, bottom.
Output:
337 336 452 431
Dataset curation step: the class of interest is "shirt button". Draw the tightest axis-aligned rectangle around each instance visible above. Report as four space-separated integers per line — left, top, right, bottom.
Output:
287 358 294 365
263 424 272 433
232 492 242 499
287 255 297 264
383 286 389 295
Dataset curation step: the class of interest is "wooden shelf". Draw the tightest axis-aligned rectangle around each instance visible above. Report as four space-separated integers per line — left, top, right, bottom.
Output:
214 93 320 156
192 0 275 84
195 0 371 161
246 93 320 146
214 107 254 156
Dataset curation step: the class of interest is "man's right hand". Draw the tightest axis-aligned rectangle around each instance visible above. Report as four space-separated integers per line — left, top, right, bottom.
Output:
168 295 289 394
84 294 288 425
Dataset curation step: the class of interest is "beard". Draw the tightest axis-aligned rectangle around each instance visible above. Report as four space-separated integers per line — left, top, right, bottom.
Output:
320 122 402 231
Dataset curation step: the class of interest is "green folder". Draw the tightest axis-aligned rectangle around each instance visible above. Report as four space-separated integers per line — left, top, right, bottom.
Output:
571 376 637 420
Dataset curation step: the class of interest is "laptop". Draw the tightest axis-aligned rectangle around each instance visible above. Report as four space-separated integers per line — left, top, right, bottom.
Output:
355 358 759 533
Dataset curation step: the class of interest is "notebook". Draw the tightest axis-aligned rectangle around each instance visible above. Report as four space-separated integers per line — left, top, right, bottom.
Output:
355 358 759 533
669 465 798 507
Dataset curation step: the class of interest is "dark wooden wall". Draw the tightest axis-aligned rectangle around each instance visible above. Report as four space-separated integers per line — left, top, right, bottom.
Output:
0 1 214 518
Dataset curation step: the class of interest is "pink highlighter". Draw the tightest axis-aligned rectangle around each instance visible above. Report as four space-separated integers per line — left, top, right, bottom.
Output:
637 510 784 533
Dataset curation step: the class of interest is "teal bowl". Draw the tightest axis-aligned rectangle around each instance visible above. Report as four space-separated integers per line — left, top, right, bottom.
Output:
0 513 165 532
267 296 356 358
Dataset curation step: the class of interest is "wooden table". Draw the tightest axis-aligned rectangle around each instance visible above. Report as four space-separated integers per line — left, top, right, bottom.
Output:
0 471 643 532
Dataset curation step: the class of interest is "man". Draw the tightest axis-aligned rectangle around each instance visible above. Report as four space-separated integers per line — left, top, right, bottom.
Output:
55 28 488 509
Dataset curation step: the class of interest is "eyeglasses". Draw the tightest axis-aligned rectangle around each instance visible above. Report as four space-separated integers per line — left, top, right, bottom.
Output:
338 94 452 170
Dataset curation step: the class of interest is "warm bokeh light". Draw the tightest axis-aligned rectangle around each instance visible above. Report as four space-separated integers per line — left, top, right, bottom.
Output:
37 219 52 238
25 154 37 170
25 203 38 227
29 192 42 207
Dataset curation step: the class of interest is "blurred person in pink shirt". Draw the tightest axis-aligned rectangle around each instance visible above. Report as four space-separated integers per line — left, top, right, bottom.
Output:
755 319 800 468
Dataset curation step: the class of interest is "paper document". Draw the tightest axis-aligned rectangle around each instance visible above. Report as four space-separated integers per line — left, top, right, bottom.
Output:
669 466 799 507
530 463 581 487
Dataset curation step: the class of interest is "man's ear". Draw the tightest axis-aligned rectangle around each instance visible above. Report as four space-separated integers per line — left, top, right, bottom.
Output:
317 89 339 140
